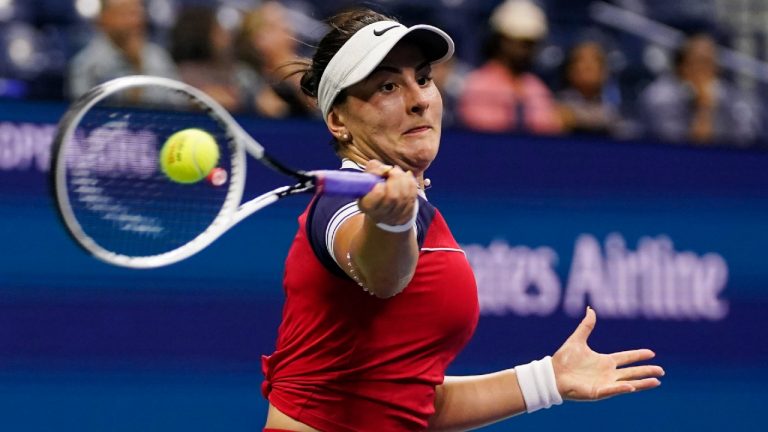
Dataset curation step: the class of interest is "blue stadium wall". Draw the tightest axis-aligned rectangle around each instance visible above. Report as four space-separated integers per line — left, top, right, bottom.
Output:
1 99 767 431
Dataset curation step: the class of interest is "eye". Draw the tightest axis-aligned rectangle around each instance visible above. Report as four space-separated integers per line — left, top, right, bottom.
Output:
417 75 433 87
380 82 396 92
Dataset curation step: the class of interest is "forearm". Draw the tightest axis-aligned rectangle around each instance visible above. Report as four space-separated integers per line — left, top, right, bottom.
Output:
427 370 526 432
333 162 420 298
430 309 664 431
342 214 418 298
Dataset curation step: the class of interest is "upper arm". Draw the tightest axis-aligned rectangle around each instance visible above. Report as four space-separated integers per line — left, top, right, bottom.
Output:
307 188 431 297
331 213 366 282
306 194 361 278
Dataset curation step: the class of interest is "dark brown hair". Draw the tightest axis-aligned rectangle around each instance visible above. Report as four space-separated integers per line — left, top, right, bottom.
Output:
298 8 396 102
282 8 395 152
170 6 219 63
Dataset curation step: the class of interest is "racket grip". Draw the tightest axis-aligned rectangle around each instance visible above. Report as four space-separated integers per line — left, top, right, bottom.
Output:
315 170 383 197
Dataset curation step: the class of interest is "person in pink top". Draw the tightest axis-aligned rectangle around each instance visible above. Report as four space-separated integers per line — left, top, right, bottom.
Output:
458 0 563 134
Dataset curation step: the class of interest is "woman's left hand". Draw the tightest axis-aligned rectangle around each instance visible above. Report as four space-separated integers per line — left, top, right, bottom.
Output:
552 307 665 401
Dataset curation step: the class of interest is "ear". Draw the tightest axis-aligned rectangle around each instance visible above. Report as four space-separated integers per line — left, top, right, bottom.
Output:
325 109 347 141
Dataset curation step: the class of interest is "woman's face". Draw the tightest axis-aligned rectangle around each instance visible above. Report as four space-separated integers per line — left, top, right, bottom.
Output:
679 36 717 83
101 0 146 41
499 37 537 73
334 42 444 174
567 42 606 96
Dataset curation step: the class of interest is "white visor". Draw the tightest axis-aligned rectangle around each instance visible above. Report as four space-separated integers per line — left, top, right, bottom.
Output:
317 21 455 120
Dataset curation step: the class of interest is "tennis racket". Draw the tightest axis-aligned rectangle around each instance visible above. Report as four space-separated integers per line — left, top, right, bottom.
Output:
51 75 380 269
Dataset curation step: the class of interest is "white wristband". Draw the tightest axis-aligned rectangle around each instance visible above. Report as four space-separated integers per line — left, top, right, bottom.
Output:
375 199 419 233
514 356 563 413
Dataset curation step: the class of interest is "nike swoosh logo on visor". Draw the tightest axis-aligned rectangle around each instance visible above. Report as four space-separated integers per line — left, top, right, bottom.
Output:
373 25 400 36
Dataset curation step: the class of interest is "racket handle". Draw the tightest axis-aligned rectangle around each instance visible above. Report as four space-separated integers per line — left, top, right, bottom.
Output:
315 170 383 197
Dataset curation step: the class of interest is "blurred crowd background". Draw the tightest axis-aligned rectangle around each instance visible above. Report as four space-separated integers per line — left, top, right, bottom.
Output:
1 4 767 431
2 0 768 149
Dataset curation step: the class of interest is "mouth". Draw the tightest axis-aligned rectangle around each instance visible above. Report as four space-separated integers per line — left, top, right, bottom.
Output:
403 125 432 135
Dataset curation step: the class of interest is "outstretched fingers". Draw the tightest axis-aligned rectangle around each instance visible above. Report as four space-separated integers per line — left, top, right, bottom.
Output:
597 363 663 400
555 307 666 402
616 365 665 381
596 382 636 399
610 348 656 366
596 376 661 400
625 377 662 392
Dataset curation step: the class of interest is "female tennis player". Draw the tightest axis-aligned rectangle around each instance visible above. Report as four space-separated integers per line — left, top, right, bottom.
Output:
261 9 664 432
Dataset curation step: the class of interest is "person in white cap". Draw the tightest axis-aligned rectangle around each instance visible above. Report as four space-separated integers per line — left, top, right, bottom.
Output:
261 8 664 432
458 0 563 134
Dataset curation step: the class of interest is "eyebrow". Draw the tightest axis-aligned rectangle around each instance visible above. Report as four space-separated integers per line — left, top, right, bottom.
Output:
369 61 432 78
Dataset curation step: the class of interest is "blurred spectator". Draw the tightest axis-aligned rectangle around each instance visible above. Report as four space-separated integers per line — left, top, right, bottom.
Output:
557 41 625 138
170 5 270 114
638 33 761 146
67 0 178 101
235 1 315 118
458 0 562 134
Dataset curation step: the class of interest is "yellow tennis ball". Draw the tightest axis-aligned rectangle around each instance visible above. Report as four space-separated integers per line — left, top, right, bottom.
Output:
159 128 220 184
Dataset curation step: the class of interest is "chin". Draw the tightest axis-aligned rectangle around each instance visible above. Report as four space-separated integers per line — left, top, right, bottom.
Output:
398 132 440 168
406 147 439 171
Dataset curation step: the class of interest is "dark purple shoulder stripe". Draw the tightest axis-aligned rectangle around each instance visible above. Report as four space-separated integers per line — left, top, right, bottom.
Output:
306 173 360 278
415 196 435 249
307 164 435 275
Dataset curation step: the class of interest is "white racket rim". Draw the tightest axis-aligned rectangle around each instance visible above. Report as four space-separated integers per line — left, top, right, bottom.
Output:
54 75 251 269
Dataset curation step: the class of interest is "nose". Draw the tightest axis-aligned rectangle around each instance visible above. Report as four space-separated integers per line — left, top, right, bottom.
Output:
406 82 430 115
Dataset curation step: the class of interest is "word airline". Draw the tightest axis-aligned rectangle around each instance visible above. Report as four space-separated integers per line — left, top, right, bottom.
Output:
463 233 728 321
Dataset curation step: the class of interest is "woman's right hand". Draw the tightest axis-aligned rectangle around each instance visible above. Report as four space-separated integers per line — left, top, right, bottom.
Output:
358 159 419 230
334 159 420 297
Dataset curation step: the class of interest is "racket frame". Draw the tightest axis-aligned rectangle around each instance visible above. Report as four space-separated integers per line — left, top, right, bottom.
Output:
52 75 311 269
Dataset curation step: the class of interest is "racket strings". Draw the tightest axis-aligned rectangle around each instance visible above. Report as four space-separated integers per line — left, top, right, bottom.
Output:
63 95 236 257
